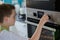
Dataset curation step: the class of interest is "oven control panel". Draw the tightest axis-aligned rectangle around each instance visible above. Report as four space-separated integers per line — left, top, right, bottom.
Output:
26 8 60 30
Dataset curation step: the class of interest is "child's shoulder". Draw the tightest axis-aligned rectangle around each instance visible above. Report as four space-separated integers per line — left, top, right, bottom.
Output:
0 30 28 40
0 30 20 40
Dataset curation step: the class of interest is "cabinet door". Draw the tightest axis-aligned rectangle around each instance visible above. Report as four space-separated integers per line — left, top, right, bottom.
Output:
18 0 23 6
4 0 12 4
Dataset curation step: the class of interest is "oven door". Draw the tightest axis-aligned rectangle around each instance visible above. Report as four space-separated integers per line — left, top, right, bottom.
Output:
27 24 55 40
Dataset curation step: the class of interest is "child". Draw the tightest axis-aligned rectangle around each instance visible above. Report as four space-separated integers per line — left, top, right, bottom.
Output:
0 4 49 40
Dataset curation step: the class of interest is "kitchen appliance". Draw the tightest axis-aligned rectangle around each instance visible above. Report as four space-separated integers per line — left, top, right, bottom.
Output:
26 0 60 40
26 8 60 40
27 0 60 12
26 0 56 11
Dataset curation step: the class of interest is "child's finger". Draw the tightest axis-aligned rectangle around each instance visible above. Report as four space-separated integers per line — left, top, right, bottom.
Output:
40 14 49 24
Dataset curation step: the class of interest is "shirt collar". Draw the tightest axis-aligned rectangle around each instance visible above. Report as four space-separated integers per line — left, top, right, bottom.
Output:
0 25 9 31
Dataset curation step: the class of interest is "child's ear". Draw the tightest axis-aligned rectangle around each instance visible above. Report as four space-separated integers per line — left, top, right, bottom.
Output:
4 16 9 22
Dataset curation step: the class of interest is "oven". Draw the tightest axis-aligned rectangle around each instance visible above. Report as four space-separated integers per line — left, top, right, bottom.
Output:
26 8 60 40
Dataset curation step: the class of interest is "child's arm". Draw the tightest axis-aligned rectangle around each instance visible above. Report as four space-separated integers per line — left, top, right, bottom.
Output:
29 14 49 40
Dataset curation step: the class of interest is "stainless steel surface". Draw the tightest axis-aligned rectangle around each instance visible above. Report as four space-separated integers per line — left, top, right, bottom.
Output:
26 8 57 40
26 8 60 25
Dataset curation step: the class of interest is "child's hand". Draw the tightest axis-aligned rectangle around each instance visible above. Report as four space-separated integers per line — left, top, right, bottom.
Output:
31 14 49 40
39 14 49 25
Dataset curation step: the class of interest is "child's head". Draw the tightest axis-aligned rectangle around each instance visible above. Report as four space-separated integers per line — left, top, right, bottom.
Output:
0 4 16 26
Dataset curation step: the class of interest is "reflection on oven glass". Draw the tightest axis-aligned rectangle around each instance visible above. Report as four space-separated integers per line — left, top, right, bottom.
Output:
27 24 54 40
40 28 54 40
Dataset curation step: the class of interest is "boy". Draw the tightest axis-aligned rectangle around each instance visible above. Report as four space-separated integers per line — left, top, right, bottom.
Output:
0 4 49 40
